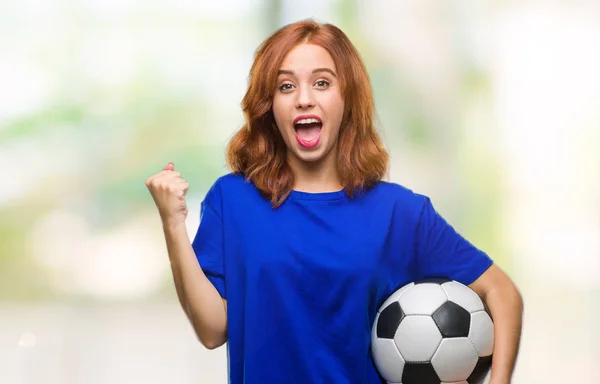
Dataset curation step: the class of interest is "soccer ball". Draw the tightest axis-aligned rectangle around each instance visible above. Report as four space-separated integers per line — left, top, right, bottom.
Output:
371 278 494 384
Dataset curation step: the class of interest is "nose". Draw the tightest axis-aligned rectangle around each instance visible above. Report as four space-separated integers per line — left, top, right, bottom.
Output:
295 86 315 109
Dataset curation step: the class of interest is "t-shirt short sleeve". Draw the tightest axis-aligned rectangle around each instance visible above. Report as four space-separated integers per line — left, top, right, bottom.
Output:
191 180 226 299
414 196 493 286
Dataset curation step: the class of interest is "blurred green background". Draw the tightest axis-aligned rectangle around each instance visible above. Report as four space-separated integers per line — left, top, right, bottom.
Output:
1 0 598 383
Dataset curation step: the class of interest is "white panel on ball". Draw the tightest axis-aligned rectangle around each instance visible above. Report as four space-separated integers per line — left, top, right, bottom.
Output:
398 284 448 315
378 283 414 312
371 338 405 382
371 312 379 341
431 338 479 382
469 311 495 356
394 316 442 362
441 281 484 313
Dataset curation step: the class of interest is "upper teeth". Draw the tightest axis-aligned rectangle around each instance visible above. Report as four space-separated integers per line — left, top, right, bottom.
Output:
296 118 321 124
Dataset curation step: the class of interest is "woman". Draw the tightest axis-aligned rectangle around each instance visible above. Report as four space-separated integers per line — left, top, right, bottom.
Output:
146 19 523 384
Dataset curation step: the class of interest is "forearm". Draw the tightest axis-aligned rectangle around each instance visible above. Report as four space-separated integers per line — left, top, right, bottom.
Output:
484 282 523 383
163 221 227 348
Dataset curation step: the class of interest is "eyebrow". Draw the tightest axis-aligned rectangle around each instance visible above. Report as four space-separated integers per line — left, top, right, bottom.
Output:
277 68 337 77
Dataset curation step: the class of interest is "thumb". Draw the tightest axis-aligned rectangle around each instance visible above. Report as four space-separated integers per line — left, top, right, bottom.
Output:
163 162 174 171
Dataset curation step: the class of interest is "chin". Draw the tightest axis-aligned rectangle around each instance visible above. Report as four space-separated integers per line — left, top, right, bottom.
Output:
291 150 320 163
291 145 332 164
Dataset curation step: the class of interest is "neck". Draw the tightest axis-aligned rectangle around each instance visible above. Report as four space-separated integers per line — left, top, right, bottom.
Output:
287 150 342 193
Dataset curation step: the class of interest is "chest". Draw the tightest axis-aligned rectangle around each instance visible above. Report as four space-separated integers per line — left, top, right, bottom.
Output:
228 201 398 281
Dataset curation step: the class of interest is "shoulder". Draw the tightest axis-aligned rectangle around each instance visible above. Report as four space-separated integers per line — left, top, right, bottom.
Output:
204 173 252 197
204 172 261 205
363 181 433 224
368 180 429 207
212 172 253 191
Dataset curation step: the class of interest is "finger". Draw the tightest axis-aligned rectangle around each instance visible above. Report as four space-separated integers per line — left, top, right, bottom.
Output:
145 170 170 186
163 162 174 171
170 179 189 192
179 181 190 192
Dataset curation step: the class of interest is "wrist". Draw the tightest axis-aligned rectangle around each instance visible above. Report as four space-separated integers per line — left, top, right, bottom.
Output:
162 218 187 232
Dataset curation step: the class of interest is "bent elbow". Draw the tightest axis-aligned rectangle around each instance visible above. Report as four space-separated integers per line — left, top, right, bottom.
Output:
198 333 227 350
508 280 524 306
202 339 223 350
503 281 525 318
515 286 524 313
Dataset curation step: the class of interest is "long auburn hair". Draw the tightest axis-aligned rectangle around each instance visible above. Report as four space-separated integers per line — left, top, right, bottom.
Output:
226 19 389 207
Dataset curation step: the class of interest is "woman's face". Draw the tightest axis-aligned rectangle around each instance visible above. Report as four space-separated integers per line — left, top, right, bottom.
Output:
272 43 345 165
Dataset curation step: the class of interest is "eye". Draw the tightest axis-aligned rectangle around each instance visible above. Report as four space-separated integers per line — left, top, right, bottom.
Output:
279 83 294 92
315 80 330 89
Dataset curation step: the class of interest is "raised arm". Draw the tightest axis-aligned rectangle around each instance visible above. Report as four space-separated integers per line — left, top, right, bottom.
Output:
146 162 227 349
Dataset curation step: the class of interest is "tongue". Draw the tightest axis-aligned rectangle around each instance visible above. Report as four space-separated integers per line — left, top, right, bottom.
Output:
295 124 321 141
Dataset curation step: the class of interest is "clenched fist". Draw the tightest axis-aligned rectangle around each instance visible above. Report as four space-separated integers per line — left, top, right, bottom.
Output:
145 162 190 226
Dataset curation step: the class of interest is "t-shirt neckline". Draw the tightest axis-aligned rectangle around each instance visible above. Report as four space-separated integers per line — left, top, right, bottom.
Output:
289 188 348 201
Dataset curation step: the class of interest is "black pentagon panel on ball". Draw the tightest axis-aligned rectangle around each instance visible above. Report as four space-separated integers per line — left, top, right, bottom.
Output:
402 362 441 384
432 301 471 338
414 277 452 285
376 301 405 339
467 355 493 384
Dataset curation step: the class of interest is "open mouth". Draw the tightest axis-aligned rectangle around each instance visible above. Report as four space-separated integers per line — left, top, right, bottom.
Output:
293 116 323 148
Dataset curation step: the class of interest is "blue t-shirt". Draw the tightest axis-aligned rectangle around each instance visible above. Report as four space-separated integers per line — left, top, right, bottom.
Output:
191 173 493 384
